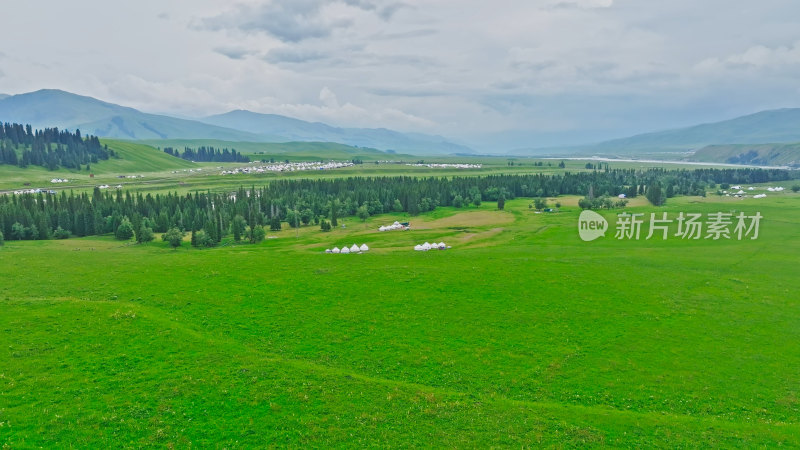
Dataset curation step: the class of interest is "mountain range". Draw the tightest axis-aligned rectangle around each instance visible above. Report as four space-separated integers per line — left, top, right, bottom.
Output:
0 89 471 155
2 89 800 159
535 108 800 157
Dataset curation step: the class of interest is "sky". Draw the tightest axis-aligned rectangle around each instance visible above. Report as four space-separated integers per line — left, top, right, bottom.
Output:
1 0 800 150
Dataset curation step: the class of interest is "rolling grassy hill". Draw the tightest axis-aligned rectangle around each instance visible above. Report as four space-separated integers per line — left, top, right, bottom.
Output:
689 142 800 167
97 140 196 173
0 140 194 191
2 192 800 446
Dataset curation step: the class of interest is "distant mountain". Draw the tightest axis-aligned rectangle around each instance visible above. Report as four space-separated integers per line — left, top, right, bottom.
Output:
201 110 472 155
0 89 470 155
582 108 800 154
689 143 800 167
0 89 264 141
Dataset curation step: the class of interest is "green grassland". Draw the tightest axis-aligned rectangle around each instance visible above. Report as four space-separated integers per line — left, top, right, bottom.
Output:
2 142 750 197
1 135 762 197
2 188 800 446
139 139 400 161
0 140 194 191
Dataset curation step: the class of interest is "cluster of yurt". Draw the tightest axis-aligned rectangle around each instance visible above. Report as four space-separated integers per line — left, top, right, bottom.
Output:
378 221 408 232
326 244 370 254
413 242 448 251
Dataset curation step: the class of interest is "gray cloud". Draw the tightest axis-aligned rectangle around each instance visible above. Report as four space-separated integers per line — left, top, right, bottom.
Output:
371 28 437 41
368 87 446 97
4 0 800 149
200 1 405 42
214 46 257 60
264 47 328 64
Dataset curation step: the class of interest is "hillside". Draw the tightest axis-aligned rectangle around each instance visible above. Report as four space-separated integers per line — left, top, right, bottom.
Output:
568 108 800 155
97 140 196 173
0 90 470 155
0 140 194 191
0 90 264 141
689 143 800 167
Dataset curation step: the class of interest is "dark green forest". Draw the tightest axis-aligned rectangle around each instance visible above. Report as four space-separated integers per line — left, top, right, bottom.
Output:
0 122 110 170
163 146 250 163
0 167 792 246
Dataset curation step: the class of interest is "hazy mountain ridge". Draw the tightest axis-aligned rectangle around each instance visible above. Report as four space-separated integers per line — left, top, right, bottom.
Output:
689 143 800 167
201 110 472 155
584 108 800 154
0 90 469 155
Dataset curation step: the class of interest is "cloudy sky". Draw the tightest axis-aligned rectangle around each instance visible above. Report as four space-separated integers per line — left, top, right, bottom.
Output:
2 0 799 150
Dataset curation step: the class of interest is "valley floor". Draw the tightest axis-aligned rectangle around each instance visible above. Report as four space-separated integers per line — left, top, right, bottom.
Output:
2 194 800 446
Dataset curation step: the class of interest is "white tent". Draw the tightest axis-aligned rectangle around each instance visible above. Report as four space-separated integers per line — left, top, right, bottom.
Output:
332 247 340 253
360 244 369 252
379 226 387 231
438 242 446 249
393 221 401 226
414 245 423 251
325 249 332 253
350 244 360 253
341 247 351 254
422 242 432 250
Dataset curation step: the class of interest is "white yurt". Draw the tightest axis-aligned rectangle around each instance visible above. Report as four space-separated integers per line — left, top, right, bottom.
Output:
325 249 332 253
341 246 350 254
438 242 446 249
393 221 401 226
422 242 432 251
360 244 369 252
379 226 386 231
414 245 423 251
332 247 340 254
350 244 360 253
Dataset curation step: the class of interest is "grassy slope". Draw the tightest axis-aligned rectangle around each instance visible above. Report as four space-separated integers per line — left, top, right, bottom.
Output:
139 139 396 161
0 140 194 190
2 190 800 446
690 143 800 166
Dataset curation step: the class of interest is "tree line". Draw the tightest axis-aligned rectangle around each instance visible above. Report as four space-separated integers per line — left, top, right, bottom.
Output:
0 167 793 246
0 122 111 170
163 146 250 163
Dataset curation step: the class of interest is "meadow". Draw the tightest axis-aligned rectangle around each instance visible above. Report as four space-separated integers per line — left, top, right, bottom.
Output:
2 186 799 447
0 138 755 196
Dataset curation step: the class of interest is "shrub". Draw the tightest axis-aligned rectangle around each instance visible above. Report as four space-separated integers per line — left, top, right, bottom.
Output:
115 218 134 241
162 227 185 248
53 227 71 239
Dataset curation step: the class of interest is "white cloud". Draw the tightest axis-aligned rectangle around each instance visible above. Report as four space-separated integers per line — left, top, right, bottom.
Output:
696 41 800 73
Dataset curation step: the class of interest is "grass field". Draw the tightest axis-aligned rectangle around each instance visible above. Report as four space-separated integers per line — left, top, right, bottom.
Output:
138 139 402 162
2 188 799 447
1 139 755 198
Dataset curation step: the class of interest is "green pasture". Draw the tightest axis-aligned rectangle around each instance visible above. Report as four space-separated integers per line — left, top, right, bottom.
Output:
2 189 800 447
